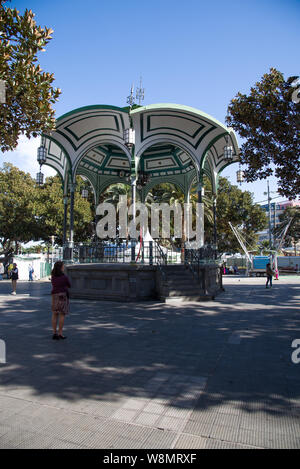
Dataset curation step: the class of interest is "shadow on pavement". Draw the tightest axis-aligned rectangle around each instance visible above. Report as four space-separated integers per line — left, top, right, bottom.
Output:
0 278 299 420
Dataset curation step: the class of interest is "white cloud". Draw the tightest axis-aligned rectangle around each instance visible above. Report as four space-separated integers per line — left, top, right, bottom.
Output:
0 135 56 178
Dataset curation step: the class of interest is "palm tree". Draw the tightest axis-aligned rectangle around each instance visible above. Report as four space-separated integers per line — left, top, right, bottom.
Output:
102 183 133 243
102 183 132 206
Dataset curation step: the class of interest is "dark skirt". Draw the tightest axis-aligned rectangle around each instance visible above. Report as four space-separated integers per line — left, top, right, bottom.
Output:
51 292 69 315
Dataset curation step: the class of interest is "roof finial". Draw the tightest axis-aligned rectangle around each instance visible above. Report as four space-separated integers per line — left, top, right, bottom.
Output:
136 76 145 106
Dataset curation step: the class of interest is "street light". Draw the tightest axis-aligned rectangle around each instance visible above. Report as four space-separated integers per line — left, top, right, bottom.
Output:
81 188 89 199
223 136 233 162
36 145 47 186
36 171 44 185
236 169 245 184
37 145 47 165
123 128 135 147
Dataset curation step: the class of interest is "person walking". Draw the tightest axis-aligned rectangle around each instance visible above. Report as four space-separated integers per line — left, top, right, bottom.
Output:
266 263 274 289
11 263 18 295
0 263 4 280
51 261 71 340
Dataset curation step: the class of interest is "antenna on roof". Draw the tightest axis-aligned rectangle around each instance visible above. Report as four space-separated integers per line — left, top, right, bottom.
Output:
136 76 145 106
126 83 135 109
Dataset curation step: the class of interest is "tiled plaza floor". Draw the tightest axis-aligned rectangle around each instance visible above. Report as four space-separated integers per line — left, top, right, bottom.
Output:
0 274 299 449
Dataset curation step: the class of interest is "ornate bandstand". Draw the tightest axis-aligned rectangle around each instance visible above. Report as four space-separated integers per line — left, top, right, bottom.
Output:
38 103 239 301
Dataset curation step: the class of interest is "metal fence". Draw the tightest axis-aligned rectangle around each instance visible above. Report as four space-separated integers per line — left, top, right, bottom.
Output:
40 262 52 278
63 240 182 265
62 240 220 268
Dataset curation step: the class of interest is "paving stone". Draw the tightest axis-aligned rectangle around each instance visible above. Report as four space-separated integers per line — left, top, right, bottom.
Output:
213 412 241 428
174 434 207 449
47 438 85 449
82 402 121 418
111 408 139 422
121 398 149 411
237 428 269 448
81 421 151 449
16 433 57 449
0 277 300 448
0 424 10 438
143 401 167 415
157 415 185 431
164 406 191 419
0 429 38 449
42 420 96 445
134 412 161 426
209 423 240 442
143 428 177 449
185 407 218 425
183 420 215 438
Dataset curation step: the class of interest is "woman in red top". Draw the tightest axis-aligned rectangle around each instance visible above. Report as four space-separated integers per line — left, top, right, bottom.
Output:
51 261 71 340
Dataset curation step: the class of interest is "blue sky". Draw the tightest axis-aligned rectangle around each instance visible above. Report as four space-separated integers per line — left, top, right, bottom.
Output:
2 0 300 205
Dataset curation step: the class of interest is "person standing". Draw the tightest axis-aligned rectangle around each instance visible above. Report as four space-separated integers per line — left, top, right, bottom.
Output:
28 264 34 281
0 263 4 280
51 261 71 340
11 263 18 295
266 263 274 289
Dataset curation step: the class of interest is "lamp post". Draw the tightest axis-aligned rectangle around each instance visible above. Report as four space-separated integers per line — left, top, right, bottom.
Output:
50 235 55 268
63 195 68 248
124 106 137 260
68 182 76 262
263 181 277 250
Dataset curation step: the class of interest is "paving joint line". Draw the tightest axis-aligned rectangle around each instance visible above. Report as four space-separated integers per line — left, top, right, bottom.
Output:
205 434 264 450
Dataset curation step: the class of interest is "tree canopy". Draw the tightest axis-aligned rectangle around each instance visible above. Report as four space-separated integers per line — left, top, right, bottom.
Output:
0 0 61 151
226 68 300 200
0 164 94 262
102 178 267 254
0 162 40 258
36 174 94 244
209 177 267 253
